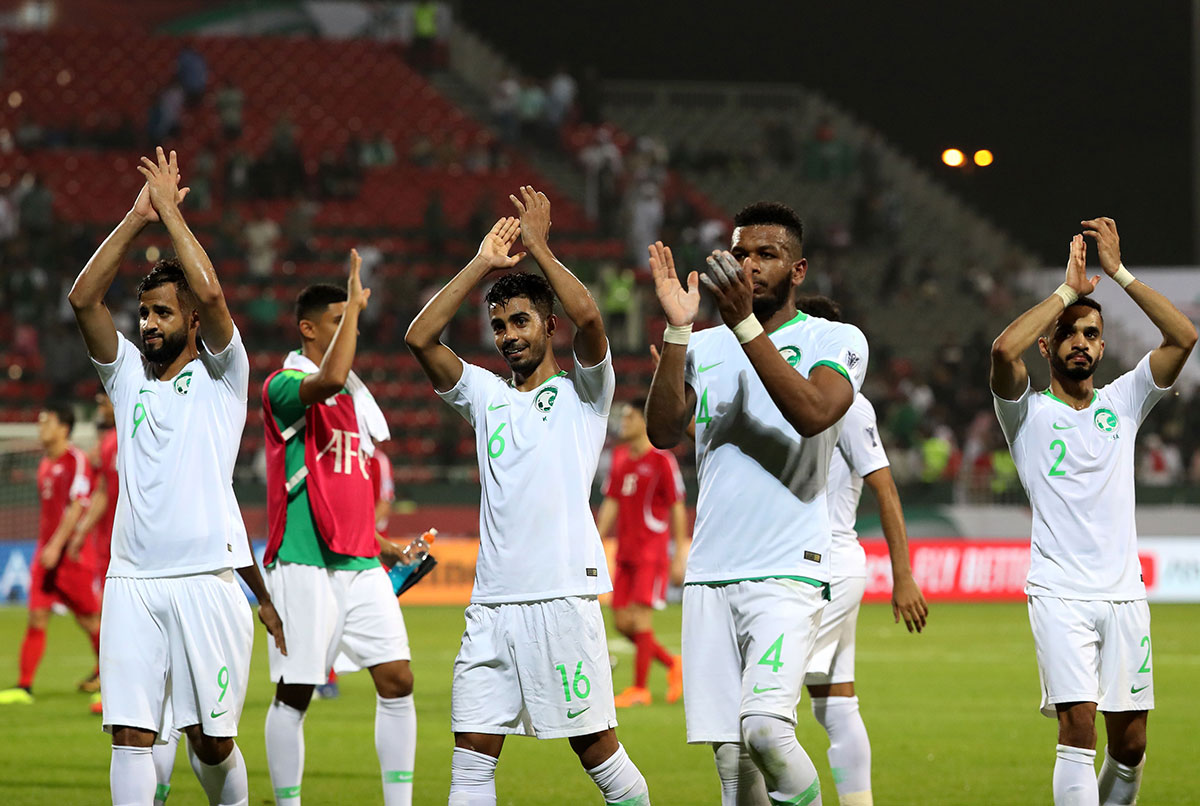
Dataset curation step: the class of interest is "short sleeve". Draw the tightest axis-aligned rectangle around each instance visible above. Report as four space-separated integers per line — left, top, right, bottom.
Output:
838 396 890 478
200 325 249 396
267 370 309 427
573 347 616 416
809 323 869 395
91 332 144 408
67 452 92 502
683 344 699 393
376 451 395 503
1103 353 1172 427
436 359 493 424
992 379 1032 444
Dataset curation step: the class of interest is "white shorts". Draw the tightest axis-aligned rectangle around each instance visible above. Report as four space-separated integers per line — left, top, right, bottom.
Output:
1027 595 1154 718
682 578 827 744
804 576 865 686
451 596 618 740
100 572 253 739
265 562 410 685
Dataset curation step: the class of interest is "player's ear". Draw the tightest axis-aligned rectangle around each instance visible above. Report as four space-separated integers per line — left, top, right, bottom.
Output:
1036 335 1049 359
791 257 807 288
545 312 557 337
298 319 316 341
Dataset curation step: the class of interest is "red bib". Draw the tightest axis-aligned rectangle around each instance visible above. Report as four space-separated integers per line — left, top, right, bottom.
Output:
263 369 378 564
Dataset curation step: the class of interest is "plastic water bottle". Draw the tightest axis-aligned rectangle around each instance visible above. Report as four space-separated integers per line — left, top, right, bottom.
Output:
388 528 437 594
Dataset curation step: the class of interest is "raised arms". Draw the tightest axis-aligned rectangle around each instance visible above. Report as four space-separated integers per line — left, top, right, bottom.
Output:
645 242 700 449
405 217 525 392
299 249 370 406
509 186 608 367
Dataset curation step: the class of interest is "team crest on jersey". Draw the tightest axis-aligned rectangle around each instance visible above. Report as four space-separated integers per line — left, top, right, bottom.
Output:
778 345 803 367
535 386 559 417
173 371 194 396
1094 407 1119 435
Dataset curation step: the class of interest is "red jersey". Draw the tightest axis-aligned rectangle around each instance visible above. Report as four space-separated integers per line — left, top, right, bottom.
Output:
36 445 94 561
370 449 395 536
93 428 119 554
603 444 684 565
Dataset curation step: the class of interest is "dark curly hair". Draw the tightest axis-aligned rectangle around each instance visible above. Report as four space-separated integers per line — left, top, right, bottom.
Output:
734 201 805 256
135 257 198 313
484 272 555 320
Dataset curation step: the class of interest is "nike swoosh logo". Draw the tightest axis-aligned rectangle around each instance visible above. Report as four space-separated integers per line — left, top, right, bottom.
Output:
566 707 590 719
138 388 156 395
698 362 723 373
487 403 510 410
752 685 780 694
1052 423 1077 430
1130 684 1149 694
209 708 229 719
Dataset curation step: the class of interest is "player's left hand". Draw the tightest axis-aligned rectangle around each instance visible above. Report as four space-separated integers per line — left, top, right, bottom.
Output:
892 575 928 634
37 543 62 570
258 599 288 656
475 217 526 272
347 248 371 313
1081 217 1122 277
670 551 687 587
137 147 188 218
509 186 551 250
700 250 754 328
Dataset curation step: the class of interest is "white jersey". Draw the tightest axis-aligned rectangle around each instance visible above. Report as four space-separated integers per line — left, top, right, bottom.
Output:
683 312 869 584
438 350 615 604
827 394 890 578
92 330 252 577
993 353 1169 600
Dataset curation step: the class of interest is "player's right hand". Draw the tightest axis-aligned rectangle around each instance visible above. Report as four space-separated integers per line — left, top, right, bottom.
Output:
136 147 190 219
649 241 700 327
258 599 288 656
37 543 61 570
130 175 189 224
347 248 371 312
1064 233 1100 298
475 217 526 272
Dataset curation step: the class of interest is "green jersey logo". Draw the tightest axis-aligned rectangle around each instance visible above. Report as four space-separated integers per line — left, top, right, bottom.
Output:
1094 407 1119 434
173 370 194 396
535 386 559 415
778 345 803 368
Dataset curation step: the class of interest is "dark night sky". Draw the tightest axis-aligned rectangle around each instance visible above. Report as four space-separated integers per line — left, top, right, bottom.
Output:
460 0 1192 265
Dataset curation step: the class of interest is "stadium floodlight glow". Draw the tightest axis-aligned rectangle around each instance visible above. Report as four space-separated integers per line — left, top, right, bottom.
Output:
7 91 22 109
56 70 71 86
145 245 162 263
974 149 994 167
941 148 965 167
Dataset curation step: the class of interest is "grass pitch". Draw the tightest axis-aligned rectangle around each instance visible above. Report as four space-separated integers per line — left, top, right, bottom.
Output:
1 602 1197 805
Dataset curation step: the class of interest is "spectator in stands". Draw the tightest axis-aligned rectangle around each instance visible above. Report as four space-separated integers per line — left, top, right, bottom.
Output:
187 147 216 211
216 79 244 140
146 82 185 144
577 65 603 126
225 147 252 200
626 181 663 268
423 189 447 259
263 116 306 198
545 64 577 136
15 115 43 150
762 117 797 167
463 132 494 174
579 128 623 226
244 205 282 279
517 78 548 145
805 117 852 181
360 131 397 167
15 173 53 256
408 134 436 168
408 0 443 74
0 190 17 244
176 46 208 105
1139 434 1182 486
490 72 521 143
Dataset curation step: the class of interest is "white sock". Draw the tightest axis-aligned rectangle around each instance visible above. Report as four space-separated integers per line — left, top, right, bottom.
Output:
448 747 497 806
152 729 181 805
585 742 651 805
1053 744 1098 806
713 742 770 806
811 696 872 805
742 714 822 806
186 740 249 806
376 694 417 806
265 700 306 803
1098 749 1144 805
111 745 156 806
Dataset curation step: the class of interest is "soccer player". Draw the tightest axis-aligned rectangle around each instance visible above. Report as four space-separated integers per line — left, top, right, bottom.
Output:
645 202 868 806
259 258 416 806
596 398 686 708
796 295 927 806
990 220 1196 806
0 403 101 707
67 147 284 806
406 187 651 806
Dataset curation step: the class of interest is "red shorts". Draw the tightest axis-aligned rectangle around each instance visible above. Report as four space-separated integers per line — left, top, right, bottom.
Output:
611 562 669 610
28 555 101 616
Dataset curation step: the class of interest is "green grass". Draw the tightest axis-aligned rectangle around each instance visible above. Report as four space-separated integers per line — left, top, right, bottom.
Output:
1 602 1198 805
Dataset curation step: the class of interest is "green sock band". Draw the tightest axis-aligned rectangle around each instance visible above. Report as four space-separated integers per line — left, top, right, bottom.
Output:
770 777 821 806
383 770 413 783
154 782 171 802
274 785 301 799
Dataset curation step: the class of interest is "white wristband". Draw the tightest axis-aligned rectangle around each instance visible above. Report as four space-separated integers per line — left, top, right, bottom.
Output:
663 323 692 345
732 314 764 344
1053 283 1079 308
1112 263 1136 289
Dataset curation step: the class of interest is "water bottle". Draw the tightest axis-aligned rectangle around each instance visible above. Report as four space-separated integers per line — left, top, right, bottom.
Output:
388 528 437 594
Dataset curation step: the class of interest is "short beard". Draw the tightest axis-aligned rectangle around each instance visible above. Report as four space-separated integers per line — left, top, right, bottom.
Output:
505 342 546 377
140 328 189 365
751 279 792 322
1050 351 1097 381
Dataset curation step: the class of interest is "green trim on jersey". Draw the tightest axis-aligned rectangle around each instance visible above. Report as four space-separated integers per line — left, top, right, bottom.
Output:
770 310 808 334
1041 388 1098 409
508 369 568 389
686 575 831 601
267 369 377 571
809 359 850 383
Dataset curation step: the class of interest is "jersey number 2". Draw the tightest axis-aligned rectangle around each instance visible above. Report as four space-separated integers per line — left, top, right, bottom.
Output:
1048 440 1068 477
